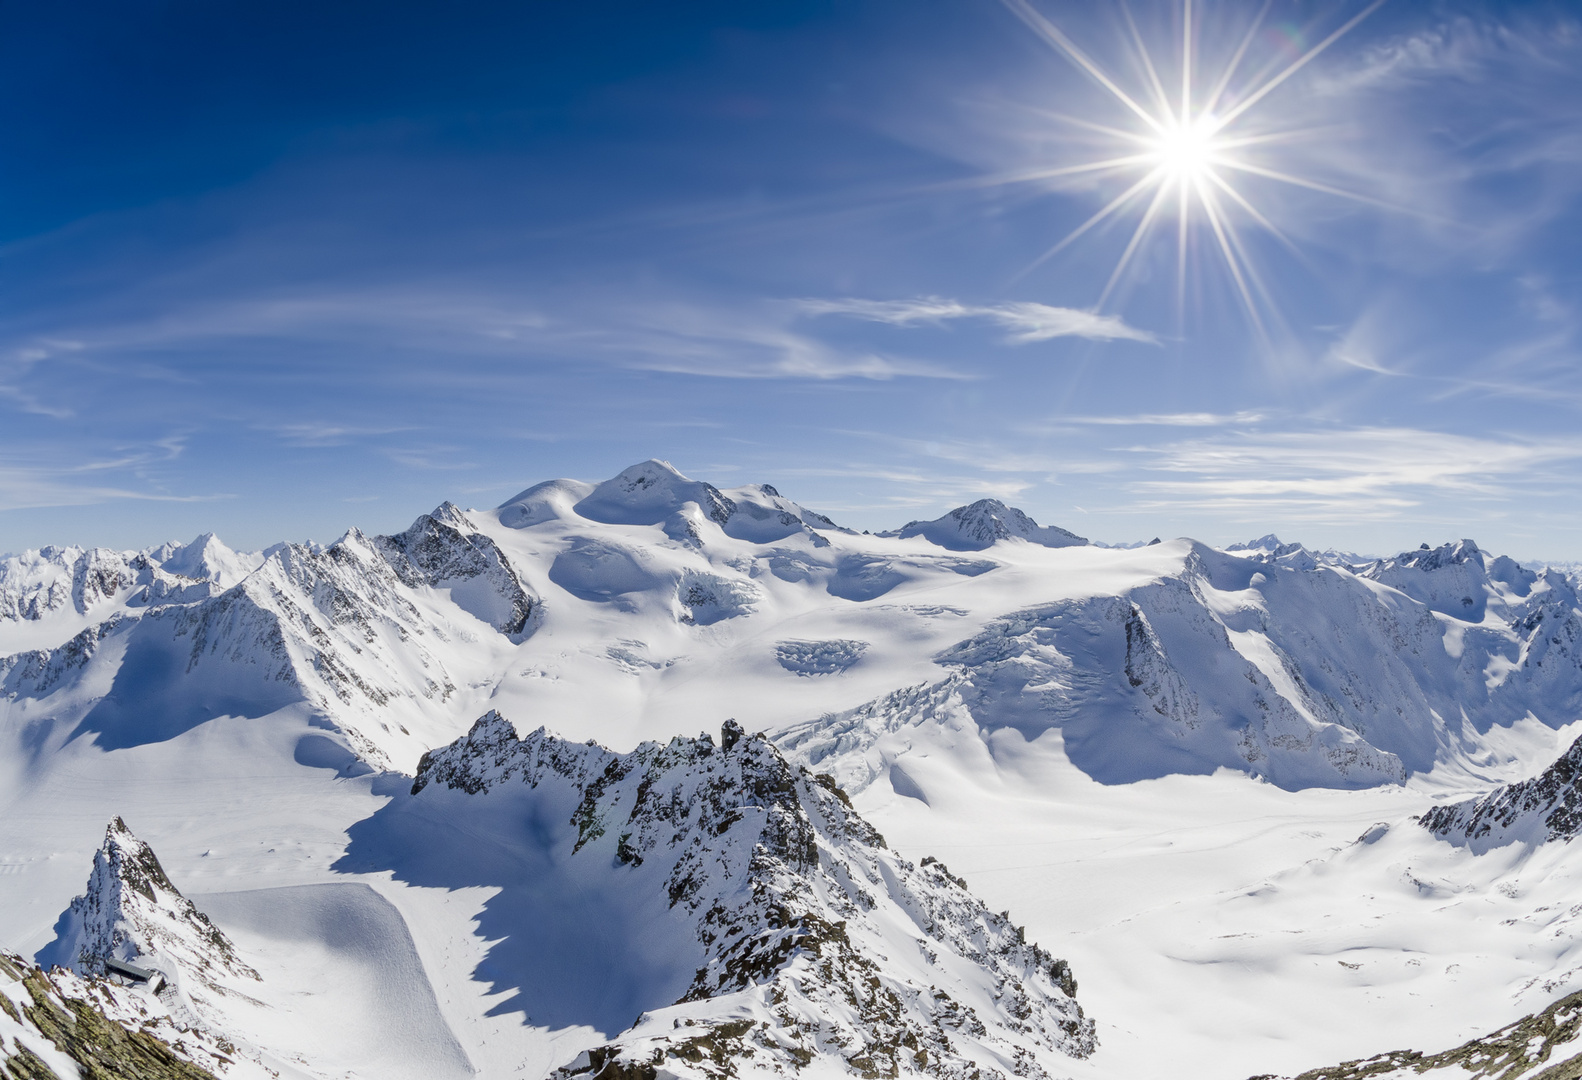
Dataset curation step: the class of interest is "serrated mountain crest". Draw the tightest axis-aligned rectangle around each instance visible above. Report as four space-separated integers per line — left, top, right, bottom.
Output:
1421 734 1582 850
411 714 1095 1079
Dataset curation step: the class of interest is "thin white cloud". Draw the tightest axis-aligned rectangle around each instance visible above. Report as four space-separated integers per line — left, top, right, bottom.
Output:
1123 428 1582 518
0 291 971 385
797 296 1158 345
381 445 477 471
772 463 1033 511
1325 16 1581 93
0 433 225 513
1068 411 1266 427
583 303 970 381
1323 311 1404 376
262 422 416 448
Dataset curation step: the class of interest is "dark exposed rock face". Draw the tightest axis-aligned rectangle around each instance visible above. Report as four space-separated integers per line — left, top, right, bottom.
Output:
1422 735 1582 848
2 951 238 1080
376 502 540 637
411 712 1095 1080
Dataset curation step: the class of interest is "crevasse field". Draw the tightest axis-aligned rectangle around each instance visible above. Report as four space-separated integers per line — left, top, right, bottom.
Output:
5 460 1582 1080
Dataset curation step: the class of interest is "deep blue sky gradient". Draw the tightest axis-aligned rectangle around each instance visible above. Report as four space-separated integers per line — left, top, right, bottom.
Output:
3 0 1581 559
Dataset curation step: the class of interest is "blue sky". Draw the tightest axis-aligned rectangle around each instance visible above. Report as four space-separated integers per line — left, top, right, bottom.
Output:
3 0 1581 559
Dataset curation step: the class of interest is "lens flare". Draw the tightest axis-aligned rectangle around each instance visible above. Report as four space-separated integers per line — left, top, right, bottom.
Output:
997 0 1391 336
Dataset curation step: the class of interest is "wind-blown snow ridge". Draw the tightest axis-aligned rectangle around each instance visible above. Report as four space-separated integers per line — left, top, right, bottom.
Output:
411 711 1094 1079
882 500 1087 552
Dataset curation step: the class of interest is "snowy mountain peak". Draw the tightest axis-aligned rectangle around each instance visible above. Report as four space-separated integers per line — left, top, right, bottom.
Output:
494 461 842 546
1393 538 1482 572
496 478 599 528
1222 534 1325 570
0 545 139 622
1360 536 1567 623
883 499 1088 552
574 459 736 530
409 713 1095 1078
153 533 262 590
40 818 258 992
1227 534 1304 558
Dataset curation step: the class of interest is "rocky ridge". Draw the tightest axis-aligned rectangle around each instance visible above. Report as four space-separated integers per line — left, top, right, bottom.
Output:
1 949 247 1080
0 508 543 770
1421 734 1582 850
411 712 1094 1080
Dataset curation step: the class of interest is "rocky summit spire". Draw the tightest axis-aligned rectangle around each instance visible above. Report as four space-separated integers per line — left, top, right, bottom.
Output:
43 818 257 992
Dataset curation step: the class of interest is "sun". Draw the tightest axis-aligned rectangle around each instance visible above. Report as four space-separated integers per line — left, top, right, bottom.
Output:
995 0 1391 334
1151 116 1219 180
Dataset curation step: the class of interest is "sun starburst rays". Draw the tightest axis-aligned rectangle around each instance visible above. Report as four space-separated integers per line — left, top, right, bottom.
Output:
997 0 1390 337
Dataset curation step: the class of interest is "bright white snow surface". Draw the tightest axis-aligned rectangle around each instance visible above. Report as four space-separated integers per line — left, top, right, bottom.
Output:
4 458 1582 1078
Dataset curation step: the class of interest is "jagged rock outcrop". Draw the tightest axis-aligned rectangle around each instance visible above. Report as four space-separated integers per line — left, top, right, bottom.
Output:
376 502 540 637
1254 986 1582 1079
0 614 125 699
411 712 1094 1079
1 950 244 1080
40 818 257 996
882 501 1088 552
1421 735 1582 850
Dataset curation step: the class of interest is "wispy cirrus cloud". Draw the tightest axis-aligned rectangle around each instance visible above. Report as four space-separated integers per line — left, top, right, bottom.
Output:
591 303 967 381
261 422 417 448
0 290 973 388
770 462 1034 513
0 438 223 513
797 296 1158 345
1123 427 1582 519
1067 411 1266 427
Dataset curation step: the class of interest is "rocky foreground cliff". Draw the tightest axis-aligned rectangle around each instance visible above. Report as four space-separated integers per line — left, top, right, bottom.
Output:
406 712 1094 1080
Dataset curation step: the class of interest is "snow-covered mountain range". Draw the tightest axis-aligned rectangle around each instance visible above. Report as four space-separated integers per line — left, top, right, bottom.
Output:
3 458 1582 1079
5 458 1577 787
